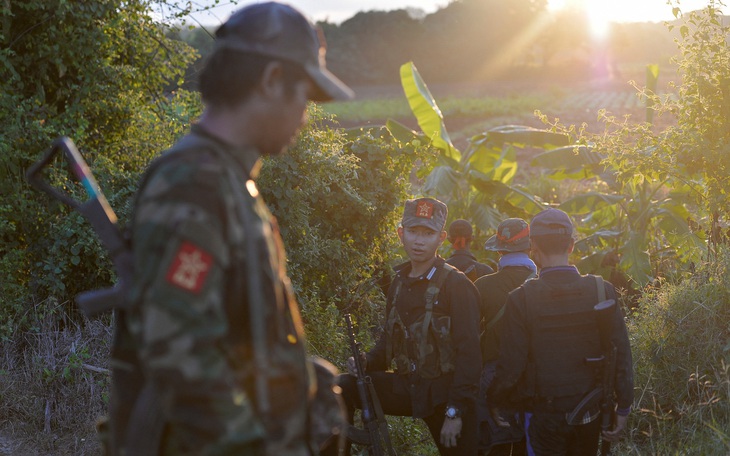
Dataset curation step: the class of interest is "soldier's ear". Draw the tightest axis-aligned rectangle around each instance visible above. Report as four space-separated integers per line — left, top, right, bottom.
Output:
439 231 447 242
259 61 285 99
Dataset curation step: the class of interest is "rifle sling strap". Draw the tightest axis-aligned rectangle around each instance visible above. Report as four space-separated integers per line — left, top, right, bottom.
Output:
485 271 537 331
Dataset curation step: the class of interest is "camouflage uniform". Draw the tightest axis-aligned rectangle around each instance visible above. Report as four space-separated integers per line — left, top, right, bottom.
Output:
109 2 353 454
123 127 315 455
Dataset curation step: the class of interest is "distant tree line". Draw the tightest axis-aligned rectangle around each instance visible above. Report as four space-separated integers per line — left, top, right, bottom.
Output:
171 0 687 88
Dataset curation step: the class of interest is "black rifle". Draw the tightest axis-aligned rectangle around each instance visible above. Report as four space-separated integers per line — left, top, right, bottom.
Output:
595 299 618 456
26 136 133 318
343 314 396 456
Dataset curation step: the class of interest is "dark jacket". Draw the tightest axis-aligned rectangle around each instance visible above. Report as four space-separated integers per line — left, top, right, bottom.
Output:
488 266 633 414
446 249 493 281
367 257 482 417
474 266 536 362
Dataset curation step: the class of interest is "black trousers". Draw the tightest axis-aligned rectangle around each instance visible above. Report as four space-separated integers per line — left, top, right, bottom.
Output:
528 412 600 456
324 371 478 456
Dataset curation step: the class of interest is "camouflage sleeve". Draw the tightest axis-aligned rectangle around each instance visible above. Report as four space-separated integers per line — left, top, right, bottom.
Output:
129 154 265 452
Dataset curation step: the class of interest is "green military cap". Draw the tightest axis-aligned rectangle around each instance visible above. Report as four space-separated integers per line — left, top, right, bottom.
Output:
402 197 448 232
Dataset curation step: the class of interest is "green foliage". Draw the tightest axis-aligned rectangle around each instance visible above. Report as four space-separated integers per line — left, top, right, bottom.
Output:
619 250 730 454
0 0 197 337
259 106 420 314
400 62 460 161
665 0 730 222
528 2 730 287
395 61 569 235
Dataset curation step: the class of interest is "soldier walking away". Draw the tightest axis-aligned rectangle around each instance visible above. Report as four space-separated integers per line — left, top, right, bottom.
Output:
111 2 354 455
323 198 482 456
474 218 537 455
488 209 633 455
446 219 493 281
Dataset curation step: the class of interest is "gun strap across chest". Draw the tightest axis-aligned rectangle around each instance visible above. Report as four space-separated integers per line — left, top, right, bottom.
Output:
485 270 538 331
418 263 455 363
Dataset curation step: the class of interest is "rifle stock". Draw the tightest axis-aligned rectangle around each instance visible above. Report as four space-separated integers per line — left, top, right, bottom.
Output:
344 314 396 456
26 137 133 317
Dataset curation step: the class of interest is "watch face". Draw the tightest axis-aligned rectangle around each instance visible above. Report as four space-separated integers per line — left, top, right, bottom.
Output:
446 407 457 418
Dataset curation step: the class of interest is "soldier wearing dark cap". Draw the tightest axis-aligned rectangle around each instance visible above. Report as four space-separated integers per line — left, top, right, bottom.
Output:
474 218 537 455
326 197 482 455
446 219 494 281
488 209 633 455
117 2 353 455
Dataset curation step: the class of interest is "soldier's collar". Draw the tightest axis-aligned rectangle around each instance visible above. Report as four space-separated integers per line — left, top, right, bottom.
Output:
191 124 262 179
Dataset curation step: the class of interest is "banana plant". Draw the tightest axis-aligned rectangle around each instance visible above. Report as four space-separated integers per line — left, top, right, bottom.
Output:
532 145 705 287
388 61 570 232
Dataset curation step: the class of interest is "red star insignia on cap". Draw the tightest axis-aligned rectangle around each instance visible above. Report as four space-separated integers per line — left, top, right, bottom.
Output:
165 241 212 294
416 200 434 219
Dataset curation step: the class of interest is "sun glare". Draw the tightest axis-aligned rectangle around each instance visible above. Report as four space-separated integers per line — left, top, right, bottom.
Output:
548 0 724 35
586 4 611 39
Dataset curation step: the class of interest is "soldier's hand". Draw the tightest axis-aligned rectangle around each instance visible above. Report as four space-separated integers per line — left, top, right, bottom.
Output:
490 407 511 428
345 354 367 376
601 414 628 442
440 416 462 448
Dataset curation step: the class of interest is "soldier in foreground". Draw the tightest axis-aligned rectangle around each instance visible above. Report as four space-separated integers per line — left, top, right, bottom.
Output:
488 209 633 455
445 219 494 281
116 2 353 454
324 198 482 455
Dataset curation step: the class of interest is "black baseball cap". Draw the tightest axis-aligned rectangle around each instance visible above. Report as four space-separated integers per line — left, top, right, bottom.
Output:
530 208 574 237
448 219 473 239
214 2 354 101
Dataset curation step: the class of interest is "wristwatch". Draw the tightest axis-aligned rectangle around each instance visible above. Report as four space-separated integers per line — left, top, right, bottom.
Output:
445 406 461 419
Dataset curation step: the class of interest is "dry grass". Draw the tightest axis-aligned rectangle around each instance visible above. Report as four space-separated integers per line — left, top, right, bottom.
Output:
617 253 730 454
0 300 110 455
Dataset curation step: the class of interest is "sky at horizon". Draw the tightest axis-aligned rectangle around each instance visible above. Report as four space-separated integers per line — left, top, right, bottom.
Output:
162 0 727 28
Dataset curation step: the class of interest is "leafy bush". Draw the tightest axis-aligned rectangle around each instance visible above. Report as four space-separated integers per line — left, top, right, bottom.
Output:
0 0 196 337
258 107 424 365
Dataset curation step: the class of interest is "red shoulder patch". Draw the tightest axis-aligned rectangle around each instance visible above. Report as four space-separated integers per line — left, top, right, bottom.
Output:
165 241 213 294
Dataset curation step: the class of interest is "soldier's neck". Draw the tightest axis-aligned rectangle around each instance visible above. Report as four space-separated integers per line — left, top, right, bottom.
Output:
408 257 437 278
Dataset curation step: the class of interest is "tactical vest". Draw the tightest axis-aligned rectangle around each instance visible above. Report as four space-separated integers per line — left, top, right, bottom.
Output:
384 263 456 379
523 274 605 403
121 132 316 455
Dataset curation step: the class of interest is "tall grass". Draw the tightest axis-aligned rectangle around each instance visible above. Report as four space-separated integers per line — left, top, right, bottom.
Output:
616 250 730 454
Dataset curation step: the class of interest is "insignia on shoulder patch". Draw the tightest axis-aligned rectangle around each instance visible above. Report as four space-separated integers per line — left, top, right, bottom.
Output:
165 241 212 293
